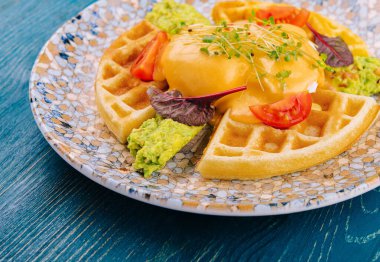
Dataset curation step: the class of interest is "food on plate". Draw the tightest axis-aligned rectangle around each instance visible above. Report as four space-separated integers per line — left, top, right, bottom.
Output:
148 86 247 126
306 11 369 57
128 115 204 177
95 20 166 143
248 91 312 129
212 1 369 56
95 0 379 180
146 0 210 34
127 85 247 177
325 56 380 96
130 31 169 81
161 22 324 116
197 89 379 179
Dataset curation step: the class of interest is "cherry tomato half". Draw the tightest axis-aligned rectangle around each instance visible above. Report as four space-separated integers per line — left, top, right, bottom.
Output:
130 31 168 81
256 6 310 27
249 92 312 129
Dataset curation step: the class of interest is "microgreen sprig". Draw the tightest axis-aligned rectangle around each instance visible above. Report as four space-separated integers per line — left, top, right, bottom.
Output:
178 21 326 91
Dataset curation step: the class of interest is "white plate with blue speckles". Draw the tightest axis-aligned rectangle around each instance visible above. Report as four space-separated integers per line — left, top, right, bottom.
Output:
29 0 380 216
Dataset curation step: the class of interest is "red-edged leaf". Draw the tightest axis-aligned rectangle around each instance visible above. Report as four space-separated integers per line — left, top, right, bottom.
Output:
177 86 247 105
307 23 353 67
147 86 247 126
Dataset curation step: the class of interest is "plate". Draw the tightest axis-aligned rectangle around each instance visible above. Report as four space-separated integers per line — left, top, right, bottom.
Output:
29 0 380 216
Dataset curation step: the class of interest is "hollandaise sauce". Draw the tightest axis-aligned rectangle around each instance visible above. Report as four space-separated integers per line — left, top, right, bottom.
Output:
158 22 325 124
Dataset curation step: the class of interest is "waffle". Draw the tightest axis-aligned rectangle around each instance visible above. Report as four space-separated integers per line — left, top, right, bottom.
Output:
95 20 166 143
197 90 379 180
212 1 267 23
211 1 369 56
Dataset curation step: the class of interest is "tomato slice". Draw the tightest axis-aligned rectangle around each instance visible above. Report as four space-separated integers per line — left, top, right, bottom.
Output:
256 9 272 20
130 31 168 81
249 92 312 129
288 8 310 27
255 6 310 27
265 6 296 20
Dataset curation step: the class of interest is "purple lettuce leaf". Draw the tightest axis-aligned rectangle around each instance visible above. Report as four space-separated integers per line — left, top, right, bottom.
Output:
307 23 353 67
147 86 246 126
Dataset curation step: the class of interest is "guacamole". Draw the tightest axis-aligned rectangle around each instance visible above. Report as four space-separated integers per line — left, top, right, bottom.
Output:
146 0 210 34
127 117 161 157
127 116 203 177
328 56 380 96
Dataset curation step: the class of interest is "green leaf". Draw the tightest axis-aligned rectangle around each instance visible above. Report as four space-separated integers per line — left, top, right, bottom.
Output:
202 35 215 43
200 47 209 55
269 16 275 25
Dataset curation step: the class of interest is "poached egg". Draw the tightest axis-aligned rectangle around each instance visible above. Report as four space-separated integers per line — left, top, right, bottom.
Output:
156 23 325 124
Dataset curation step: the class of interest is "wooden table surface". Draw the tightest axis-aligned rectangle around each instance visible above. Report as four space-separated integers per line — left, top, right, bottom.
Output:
0 0 379 261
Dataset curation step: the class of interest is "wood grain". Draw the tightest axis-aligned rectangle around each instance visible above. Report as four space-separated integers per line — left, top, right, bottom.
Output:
0 0 379 261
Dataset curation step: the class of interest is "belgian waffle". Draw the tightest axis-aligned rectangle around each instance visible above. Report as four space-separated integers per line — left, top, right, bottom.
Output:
211 1 369 56
95 20 166 143
197 89 379 180
212 1 262 23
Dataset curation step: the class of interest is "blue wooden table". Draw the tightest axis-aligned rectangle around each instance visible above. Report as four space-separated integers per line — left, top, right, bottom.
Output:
0 0 379 261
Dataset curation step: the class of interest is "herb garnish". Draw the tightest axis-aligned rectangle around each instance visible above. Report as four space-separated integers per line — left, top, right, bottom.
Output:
275 70 292 90
176 21 323 91
189 20 306 64
306 23 353 67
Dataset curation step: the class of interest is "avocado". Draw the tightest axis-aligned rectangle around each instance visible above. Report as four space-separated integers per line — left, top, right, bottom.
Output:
146 0 211 34
327 56 380 96
127 116 204 177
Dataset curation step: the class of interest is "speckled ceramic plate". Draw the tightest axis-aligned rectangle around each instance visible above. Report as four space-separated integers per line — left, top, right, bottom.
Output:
29 0 380 216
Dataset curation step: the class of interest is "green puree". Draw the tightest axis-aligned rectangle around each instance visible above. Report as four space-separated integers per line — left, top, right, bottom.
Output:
330 56 380 96
127 116 203 177
146 0 210 34
127 117 160 157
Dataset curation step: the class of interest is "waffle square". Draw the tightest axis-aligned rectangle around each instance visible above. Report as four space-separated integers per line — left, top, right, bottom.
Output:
197 89 379 180
95 21 166 143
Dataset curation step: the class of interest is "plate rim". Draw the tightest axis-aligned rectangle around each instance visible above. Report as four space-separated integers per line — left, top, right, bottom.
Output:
29 0 380 216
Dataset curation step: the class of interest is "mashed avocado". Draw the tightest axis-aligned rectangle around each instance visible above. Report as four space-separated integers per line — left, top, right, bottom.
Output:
146 0 210 34
328 56 380 96
127 116 203 177
127 117 161 156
